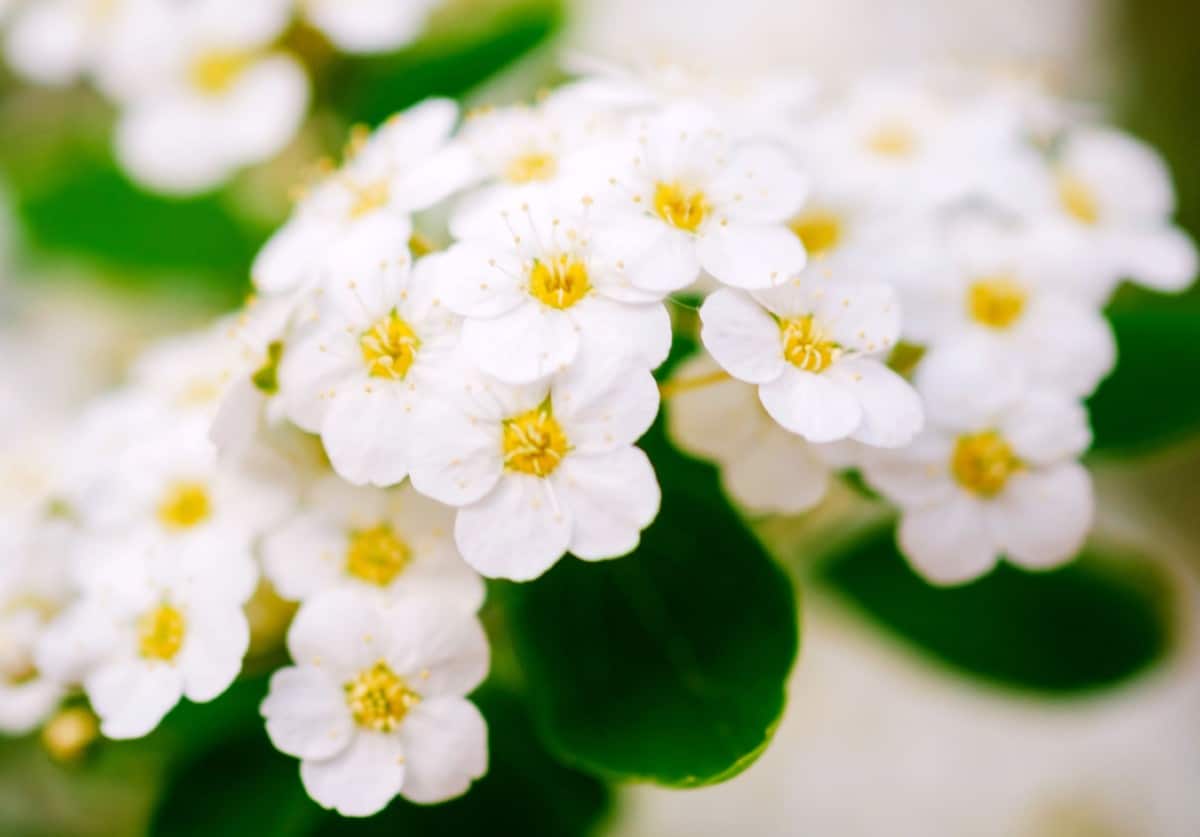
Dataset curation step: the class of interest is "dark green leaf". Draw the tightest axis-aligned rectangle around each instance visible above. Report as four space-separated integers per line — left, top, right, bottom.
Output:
821 527 1168 693
504 423 799 787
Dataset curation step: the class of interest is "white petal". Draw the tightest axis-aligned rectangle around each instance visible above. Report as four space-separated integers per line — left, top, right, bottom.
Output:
427 245 525 319
1019 296 1116 397
699 289 785 384
454 476 571 580
598 217 699 294
665 355 765 462
558 448 660 560
178 604 249 702
262 666 354 761
301 730 405 817
759 368 862 443
1110 226 1198 293
575 296 672 370
262 516 346 601
278 327 361 433
722 428 831 515
1000 392 1092 465
399 698 487 804
307 0 434 53
707 144 807 224
0 679 64 735
251 215 328 296
461 305 579 384
408 407 504 507
814 281 902 355
287 590 383 677
898 494 999 586
381 605 490 698
696 222 806 289
989 464 1093 569
553 355 659 452
827 358 923 448
321 388 411 487
914 342 1025 431
86 659 183 740
1062 128 1174 222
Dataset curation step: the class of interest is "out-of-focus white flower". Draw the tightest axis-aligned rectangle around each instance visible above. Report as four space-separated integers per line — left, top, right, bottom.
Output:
700 280 923 446
410 354 661 580
261 589 489 816
589 103 807 291
253 99 474 298
2 0 140 87
37 532 251 739
862 351 1092 584
263 477 483 609
105 0 307 194
665 353 834 515
1033 126 1198 297
277 241 461 488
430 195 671 384
302 0 439 55
905 215 1116 397
0 517 73 734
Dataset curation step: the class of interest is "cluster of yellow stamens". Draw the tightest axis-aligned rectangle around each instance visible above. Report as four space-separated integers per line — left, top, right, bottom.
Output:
967 276 1027 329
653 182 710 232
788 209 843 258
138 604 187 661
528 255 592 309
950 430 1023 497
157 481 212 530
865 121 917 158
345 524 411 586
780 315 841 373
189 50 252 96
502 403 570 477
344 661 421 732
505 151 558 184
360 311 420 380
1056 173 1099 225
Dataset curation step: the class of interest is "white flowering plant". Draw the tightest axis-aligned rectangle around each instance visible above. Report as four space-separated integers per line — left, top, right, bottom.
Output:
0 1 1198 834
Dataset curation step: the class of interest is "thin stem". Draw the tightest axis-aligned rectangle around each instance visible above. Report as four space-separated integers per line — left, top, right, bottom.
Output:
658 369 731 399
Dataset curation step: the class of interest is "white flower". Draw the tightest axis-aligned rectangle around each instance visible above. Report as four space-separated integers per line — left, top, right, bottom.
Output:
588 103 807 291
699 279 923 446
409 354 662 580
0 516 73 734
302 0 438 54
263 477 483 610
252 98 474 298
905 215 1116 397
429 195 672 383
861 351 1093 584
277 240 461 488
2 0 136 87
261 589 489 817
665 353 834 515
36 533 251 739
108 0 309 194
1034 126 1198 297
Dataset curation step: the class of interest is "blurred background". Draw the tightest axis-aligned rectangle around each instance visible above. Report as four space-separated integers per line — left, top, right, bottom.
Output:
0 0 1197 834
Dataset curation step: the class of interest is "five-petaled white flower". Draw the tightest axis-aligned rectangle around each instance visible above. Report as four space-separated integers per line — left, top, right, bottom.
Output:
860 351 1093 584
699 278 923 446
409 353 661 580
261 589 489 817
263 477 484 610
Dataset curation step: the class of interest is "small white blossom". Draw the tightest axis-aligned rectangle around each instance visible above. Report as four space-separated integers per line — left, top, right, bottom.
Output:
409 354 661 580
699 279 923 446
302 0 439 55
262 589 489 816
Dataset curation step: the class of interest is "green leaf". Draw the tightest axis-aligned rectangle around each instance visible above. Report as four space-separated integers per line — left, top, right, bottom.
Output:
821 527 1168 693
504 423 800 787
1089 306 1200 454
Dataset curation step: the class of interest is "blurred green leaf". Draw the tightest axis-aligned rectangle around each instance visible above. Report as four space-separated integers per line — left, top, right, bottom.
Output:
821 527 1168 693
1089 306 1200 454
504 423 799 787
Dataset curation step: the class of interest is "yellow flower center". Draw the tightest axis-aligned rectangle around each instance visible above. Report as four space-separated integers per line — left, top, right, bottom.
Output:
41 707 100 763
360 311 420 380
528 255 592 309
951 430 1022 497
1057 172 1099 225
348 179 391 219
967 276 1027 329
344 661 420 732
780 315 840 373
502 404 569 477
345 524 411 586
504 151 558 184
4 659 37 686
653 182 710 233
189 50 252 96
157 481 211 530
865 121 917 157
138 604 187 661
788 209 843 258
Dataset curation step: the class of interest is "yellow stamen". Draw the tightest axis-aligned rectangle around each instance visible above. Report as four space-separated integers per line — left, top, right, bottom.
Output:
189 50 251 95
345 524 411 586
360 311 420 380
157 482 211 530
951 430 1022 497
348 180 390 219
967 276 1027 329
1057 172 1099 225
344 661 420 732
788 209 843 258
528 255 591 309
138 605 186 661
866 122 916 157
780 315 840 373
505 151 558 184
653 182 710 232
502 404 569 477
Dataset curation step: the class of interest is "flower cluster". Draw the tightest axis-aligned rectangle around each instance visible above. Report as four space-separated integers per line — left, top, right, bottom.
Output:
0 0 441 193
1 60 1195 817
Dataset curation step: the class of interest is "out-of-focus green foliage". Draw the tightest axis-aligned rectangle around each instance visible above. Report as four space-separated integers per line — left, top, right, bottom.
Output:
504 421 799 787
821 527 1168 693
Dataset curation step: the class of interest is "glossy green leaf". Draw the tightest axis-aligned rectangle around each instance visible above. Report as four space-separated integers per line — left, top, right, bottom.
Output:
821 527 1168 693
504 424 800 787
1089 306 1200 454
